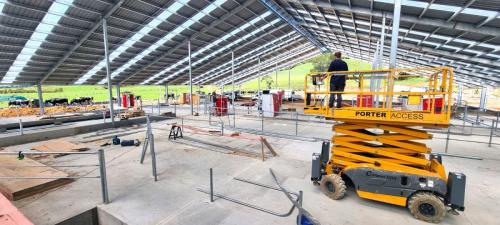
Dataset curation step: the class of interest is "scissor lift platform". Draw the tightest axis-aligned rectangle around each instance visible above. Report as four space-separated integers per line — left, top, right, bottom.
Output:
305 67 465 223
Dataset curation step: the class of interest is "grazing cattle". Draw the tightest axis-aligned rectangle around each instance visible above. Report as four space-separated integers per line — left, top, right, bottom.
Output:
70 97 93 105
8 99 41 108
8 100 30 107
45 98 68 106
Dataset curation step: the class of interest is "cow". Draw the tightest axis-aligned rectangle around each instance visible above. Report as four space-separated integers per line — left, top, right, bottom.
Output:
8 100 30 107
45 98 68 106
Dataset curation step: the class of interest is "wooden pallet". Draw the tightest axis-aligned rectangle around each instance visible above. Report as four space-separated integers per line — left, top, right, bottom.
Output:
0 156 72 200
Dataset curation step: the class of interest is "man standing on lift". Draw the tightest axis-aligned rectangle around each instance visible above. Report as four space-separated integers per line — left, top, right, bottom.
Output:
328 51 348 108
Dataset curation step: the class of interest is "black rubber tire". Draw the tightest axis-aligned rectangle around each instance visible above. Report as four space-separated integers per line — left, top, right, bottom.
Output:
408 192 446 223
320 174 346 200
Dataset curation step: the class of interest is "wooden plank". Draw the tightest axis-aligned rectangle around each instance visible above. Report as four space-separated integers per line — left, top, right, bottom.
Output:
30 140 89 158
0 156 72 200
260 137 278 157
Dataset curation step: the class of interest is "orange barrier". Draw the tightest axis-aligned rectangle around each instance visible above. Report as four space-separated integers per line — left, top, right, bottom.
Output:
0 193 34 225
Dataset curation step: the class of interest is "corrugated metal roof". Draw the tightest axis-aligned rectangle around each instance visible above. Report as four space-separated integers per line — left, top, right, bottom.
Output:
0 0 498 87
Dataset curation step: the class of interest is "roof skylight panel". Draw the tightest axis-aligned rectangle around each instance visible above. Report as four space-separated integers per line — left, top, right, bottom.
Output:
140 11 275 84
153 18 280 84
194 33 300 84
93 0 228 85
74 0 191 84
375 0 499 18
1 0 74 83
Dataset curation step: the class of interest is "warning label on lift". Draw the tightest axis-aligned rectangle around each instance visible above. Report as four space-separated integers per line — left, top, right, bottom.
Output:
354 111 424 120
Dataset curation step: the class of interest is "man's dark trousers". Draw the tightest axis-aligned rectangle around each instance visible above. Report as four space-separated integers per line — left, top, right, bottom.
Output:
329 81 345 108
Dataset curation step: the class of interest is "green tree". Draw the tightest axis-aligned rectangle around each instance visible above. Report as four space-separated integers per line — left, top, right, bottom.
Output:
261 75 274 90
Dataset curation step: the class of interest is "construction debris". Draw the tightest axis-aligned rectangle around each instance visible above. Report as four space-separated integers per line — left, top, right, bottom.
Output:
0 105 106 117
30 140 89 157
119 108 145 119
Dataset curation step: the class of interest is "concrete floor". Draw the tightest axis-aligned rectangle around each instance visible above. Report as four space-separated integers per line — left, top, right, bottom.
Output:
2 106 500 225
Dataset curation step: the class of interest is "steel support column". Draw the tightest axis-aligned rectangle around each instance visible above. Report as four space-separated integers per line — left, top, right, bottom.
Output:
457 84 463 106
103 19 115 126
189 40 193 115
116 84 121 107
288 67 291 89
275 57 278 89
165 83 169 104
387 0 401 108
37 81 44 115
479 86 487 111
258 57 261 92
379 13 386 68
232 51 235 111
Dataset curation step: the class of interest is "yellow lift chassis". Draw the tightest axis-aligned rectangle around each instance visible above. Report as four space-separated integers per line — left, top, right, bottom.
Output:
304 67 465 223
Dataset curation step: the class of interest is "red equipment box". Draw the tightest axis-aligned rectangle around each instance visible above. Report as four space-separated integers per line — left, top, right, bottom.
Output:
214 96 228 116
357 95 373 107
423 97 443 114
121 93 135 108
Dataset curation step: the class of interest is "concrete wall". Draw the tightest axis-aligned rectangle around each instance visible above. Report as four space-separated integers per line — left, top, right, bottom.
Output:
0 116 169 147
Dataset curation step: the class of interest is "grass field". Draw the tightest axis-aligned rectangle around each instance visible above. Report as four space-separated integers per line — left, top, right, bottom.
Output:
2 56 498 109
0 85 218 107
240 58 373 91
0 57 373 107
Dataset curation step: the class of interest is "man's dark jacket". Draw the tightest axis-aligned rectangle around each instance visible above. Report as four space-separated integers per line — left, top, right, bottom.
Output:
327 59 348 86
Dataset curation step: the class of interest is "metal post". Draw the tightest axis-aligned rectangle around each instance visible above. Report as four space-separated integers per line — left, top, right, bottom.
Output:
231 51 235 127
496 112 499 130
489 120 495 147
479 86 487 111
258 57 262 114
258 57 261 92
209 168 214 202
157 98 160 115
102 110 106 123
150 133 157 181
457 84 463 107
261 113 264 131
140 115 151 164
379 13 386 68
98 149 109 204
475 108 480 125
37 81 44 115
298 191 303 223
295 112 298 136
181 117 184 130
116 84 121 107
174 103 177 115
463 104 468 128
189 40 193 115
375 14 386 107
275 58 278 89
208 106 212 124
288 67 291 89
370 41 380 92
103 19 115 126
165 83 169 104
387 1 401 108
445 125 451 153
19 119 23 135
221 122 224 136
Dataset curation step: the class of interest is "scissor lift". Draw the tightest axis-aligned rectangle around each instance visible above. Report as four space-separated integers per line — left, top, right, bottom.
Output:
304 67 465 223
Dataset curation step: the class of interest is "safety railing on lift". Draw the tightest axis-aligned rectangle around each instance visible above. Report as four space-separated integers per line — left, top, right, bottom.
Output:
304 67 454 125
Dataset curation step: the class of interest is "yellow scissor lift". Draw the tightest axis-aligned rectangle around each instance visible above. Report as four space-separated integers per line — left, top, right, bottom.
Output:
305 67 466 223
